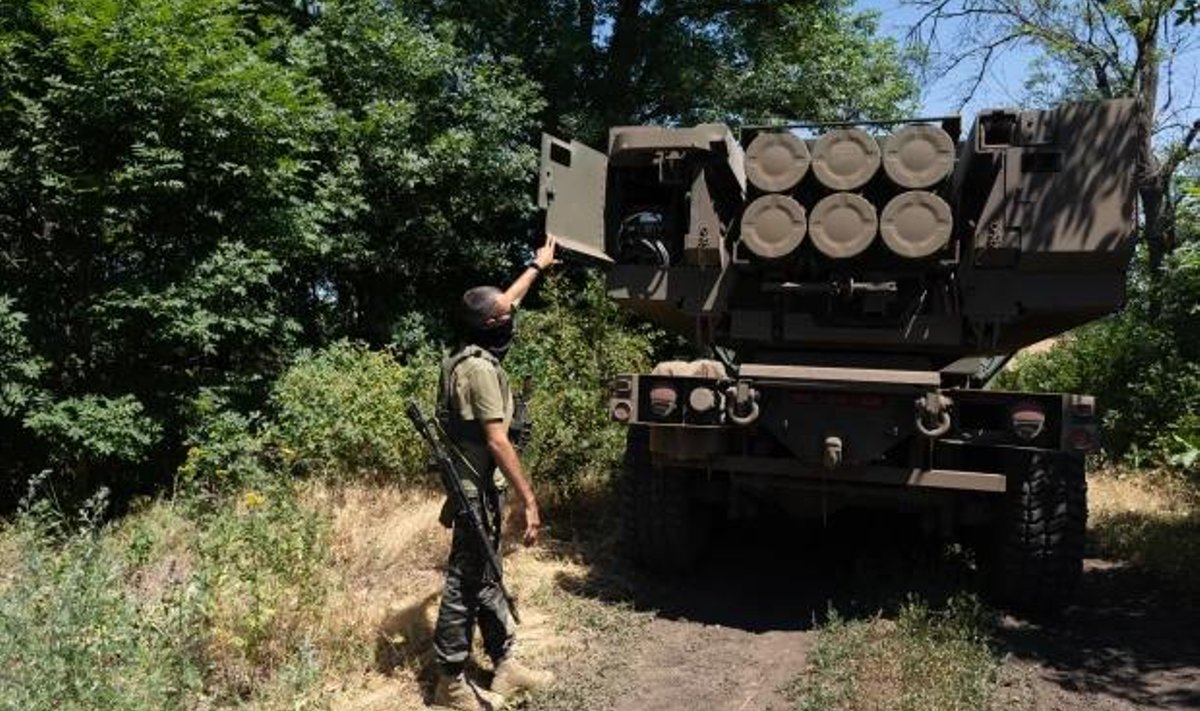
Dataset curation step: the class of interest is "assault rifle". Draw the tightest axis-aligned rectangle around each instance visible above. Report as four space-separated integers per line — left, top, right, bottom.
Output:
405 400 521 624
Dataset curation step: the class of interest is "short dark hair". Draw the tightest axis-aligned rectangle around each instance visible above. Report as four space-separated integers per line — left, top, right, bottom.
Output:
460 286 502 328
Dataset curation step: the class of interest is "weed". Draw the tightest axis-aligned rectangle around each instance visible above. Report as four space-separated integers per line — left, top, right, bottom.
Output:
785 593 998 711
0 490 202 711
191 478 331 699
1088 468 1200 589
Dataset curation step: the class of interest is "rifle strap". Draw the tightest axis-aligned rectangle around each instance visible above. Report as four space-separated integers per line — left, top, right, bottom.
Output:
430 418 500 531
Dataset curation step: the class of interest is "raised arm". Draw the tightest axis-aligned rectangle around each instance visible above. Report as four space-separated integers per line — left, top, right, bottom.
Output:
494 233 558 314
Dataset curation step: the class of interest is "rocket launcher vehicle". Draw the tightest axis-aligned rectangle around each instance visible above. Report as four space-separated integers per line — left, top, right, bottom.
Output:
539 100 1138 370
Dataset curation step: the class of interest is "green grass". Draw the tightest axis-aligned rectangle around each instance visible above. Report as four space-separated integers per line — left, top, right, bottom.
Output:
784 594 998 711
0 496 202 711
0 477 331 711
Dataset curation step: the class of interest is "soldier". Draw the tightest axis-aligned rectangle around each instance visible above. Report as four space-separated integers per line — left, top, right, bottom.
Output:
431 234 558 711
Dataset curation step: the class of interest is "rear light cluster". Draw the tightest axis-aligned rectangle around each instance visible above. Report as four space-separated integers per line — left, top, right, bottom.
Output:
1066 428 1095 450
1062 394 1098 452
609 377 727 424
648 381 726 422
648 384 678 417
688 386 720 414
608 377 635 422
1009 401 1046 441
611 401 632 422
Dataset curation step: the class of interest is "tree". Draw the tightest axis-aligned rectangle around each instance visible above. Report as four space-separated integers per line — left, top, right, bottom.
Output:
0 0 916 498
404 0 918 144
0 0 540 497
907 0 1199 279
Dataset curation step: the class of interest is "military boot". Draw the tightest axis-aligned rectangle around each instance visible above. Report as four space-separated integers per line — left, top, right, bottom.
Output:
432 673 485 711
490 657 555 697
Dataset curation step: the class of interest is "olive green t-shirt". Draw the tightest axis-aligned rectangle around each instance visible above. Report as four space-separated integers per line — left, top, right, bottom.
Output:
446 351 513 493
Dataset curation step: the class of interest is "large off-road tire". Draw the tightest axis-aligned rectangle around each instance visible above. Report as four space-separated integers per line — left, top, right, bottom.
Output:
617 426 712 572
988 451 1087 613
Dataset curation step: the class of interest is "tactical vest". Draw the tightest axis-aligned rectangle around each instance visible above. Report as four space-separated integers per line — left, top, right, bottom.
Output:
436 345 511 493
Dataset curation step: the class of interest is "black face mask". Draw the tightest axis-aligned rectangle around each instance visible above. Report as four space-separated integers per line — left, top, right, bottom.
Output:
473 318 515 360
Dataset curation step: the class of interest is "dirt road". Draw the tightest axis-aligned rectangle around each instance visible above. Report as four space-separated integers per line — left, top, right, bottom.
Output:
545 513 1200 711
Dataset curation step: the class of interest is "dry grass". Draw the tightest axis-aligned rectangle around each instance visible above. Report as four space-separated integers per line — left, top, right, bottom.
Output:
106 501 196 607
1087 467 1200 589
309 483 448 664
0 523 19 594
287 481 645 711
0 477 646 711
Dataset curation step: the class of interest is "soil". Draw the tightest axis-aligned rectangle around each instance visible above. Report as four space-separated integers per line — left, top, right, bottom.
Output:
997 558 1200 710
552 512 1200 711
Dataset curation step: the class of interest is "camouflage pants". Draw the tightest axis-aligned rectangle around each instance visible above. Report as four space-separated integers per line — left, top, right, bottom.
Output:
433 490 516 674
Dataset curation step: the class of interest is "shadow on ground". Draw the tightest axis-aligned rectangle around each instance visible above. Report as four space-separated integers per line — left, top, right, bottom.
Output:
552 501 1200 709
997 561 1200 709
556 508 977 632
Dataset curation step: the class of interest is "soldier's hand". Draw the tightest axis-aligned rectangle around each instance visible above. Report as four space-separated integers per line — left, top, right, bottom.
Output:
522 502 541 546
534 233 559 271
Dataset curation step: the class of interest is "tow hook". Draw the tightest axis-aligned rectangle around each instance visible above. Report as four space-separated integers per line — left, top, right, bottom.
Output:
823 436 843 469
915 391 953 438
725 380 761 425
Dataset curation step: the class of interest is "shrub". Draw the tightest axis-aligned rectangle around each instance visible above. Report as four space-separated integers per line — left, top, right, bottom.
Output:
996 243 1200 470
190 476 330 699
176 395 271 506
505 275 657 494
266 278 659 494
271 340 438 483
0 488 202 711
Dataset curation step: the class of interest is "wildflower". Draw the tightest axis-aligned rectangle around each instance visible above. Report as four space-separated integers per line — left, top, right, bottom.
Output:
243 490 265 510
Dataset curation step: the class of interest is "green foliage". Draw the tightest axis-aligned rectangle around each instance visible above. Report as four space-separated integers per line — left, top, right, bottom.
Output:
0 0 917 503
302 0 544 324
0 0 541 494
1162 413 1200 470
190 476 329 697
787 594 997 711
713 3 919 123
0 296 43 418
0 488 202 711
506 275 656 493
270 341 438 482
1178 0 1199 25
0 466 331 708
408 0 918 143
24 394 162 466
996 243 1200 469
176 393 271 501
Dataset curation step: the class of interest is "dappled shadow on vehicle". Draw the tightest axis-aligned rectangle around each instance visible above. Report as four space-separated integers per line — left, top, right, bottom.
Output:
554 508 979 632
998 559 1200 710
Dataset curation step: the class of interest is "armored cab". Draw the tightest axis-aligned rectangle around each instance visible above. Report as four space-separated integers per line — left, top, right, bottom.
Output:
539 99 1138 612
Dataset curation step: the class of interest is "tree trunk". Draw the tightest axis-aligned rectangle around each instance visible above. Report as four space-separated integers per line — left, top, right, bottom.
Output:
604 0 642 127
1133 12 1164 281
1119 3 1171 314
